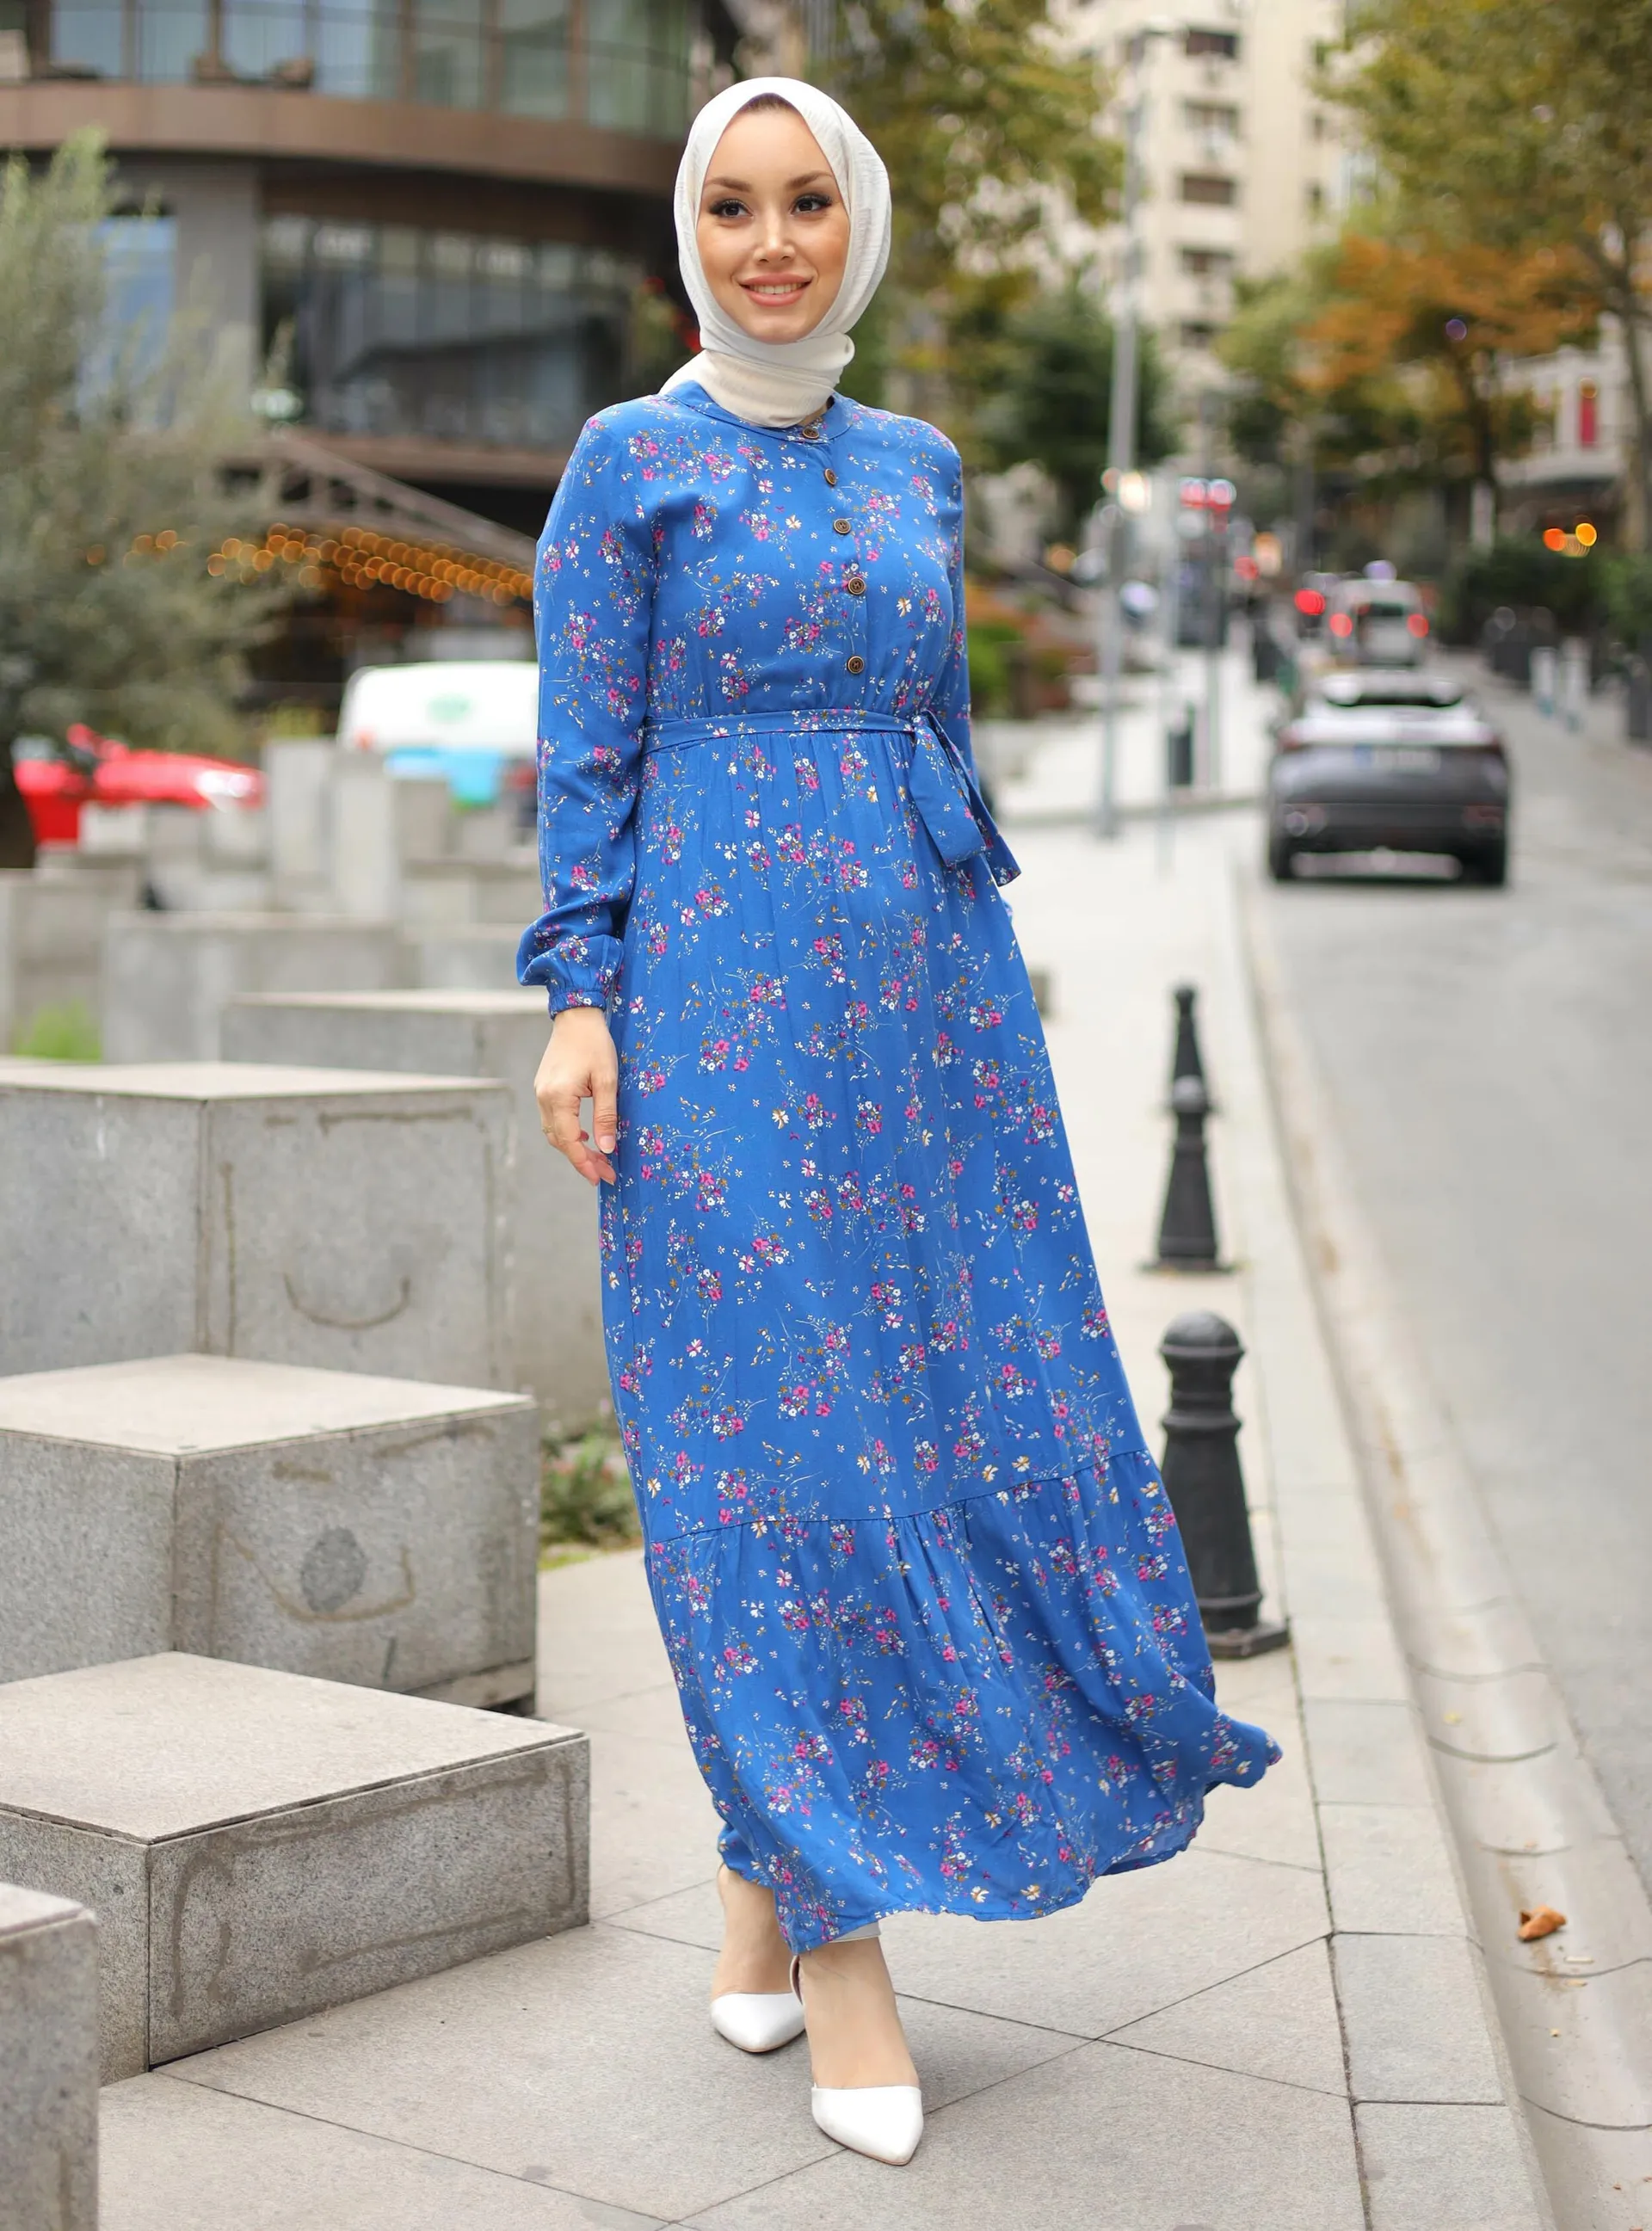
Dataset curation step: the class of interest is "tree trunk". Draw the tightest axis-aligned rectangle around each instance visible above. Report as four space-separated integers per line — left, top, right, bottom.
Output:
1617 298 1652 555
0 738 38 872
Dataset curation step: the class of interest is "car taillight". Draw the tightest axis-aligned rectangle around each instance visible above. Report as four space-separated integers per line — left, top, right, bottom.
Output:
1407 613 1429 637
1328 613 1353 638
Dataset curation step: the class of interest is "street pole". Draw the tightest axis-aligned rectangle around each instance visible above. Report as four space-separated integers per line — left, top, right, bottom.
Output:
1199 390 1223 795
1095 40 1152 840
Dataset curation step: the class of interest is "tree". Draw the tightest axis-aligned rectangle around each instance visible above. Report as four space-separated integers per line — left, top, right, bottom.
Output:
817 3 1119 421
1299 225 1597 514
970 278 1178 538
0 134 288 868
1335 0 1652 546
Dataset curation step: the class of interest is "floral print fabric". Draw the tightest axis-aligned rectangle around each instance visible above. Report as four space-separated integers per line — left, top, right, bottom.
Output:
519 383 1278 1951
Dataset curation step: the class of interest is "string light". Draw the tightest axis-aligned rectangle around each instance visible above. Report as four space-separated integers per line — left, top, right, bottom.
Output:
204 521 531 607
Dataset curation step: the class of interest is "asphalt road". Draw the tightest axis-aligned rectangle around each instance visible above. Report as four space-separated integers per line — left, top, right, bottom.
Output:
1260 657 1652 1890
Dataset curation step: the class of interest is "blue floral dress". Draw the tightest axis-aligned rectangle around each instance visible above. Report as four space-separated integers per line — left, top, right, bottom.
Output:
519 381 1278 1951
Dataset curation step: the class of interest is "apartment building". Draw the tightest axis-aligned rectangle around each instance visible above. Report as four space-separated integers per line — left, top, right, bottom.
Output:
1066 0 1347 388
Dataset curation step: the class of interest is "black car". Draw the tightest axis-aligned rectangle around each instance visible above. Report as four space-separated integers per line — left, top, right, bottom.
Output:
1267 670 1510 884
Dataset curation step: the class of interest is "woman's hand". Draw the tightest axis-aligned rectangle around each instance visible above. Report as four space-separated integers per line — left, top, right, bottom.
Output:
534 1007 619 1186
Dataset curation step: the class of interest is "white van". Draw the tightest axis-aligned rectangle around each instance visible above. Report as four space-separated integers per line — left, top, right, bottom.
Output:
336 661 539 807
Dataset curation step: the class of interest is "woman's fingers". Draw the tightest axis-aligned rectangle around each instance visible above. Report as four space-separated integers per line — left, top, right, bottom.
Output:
533 1024 619 1186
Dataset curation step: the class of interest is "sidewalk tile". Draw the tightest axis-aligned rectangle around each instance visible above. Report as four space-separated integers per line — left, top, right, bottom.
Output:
539 1552 669 1717
1333 1937 1504 2104
1304 1700 1433 1808
101 2075 666 2230
573 1681 693 1747
1320 1804 1466 1938
1292 1615 1412 1704
1197 1710 1323 1872
872 1847 1328 2037
587 1728 721 1920
1356 2103 1546 2231
1106 1939 1347 2095
684 2041 1364 2231
167 1926 834 2222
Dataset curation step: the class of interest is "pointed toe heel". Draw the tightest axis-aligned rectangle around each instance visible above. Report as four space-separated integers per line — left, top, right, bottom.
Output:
810 2084 924 2166
710 1991 807 2054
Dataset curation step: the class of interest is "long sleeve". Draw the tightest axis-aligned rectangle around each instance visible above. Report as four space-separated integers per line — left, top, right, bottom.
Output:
928 445 979 783
516 414 656 1014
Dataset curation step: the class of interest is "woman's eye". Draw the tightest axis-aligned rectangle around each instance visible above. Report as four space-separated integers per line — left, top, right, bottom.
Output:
707 198 747 219
795 194 833 213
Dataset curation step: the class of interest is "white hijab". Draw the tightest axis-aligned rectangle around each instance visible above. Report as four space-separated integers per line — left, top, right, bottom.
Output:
661 77 891 429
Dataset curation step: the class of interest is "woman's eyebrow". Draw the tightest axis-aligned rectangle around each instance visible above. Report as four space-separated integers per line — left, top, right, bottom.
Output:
701 170 836 196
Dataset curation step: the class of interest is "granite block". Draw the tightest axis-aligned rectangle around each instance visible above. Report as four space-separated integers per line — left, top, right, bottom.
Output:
0 1655 587 2078
222 990 603 1428
0 1883 99 2231
101 914 408 1063
0 1356 538 1695
0 1063 513 1386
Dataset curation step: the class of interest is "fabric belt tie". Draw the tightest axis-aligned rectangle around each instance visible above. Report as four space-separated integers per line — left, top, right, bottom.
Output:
640 707 1020 888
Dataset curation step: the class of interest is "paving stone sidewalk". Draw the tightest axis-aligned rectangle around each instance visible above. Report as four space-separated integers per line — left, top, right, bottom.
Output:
96 796 1549 2229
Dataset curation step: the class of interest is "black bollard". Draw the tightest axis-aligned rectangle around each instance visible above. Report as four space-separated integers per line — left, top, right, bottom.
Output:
1170 983 1206 1090
1150 1074 1229 1271
1159 1312 1288 1658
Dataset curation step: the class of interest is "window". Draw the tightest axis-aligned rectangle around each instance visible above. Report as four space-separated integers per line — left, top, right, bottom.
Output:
1185 27 1238 59
261 215 642 452
1181 173 1237 206
1182 100 1240 136
1180 321 1219 351
1180 246 1235 276
1310 110 1328 142
1305 181 1326 217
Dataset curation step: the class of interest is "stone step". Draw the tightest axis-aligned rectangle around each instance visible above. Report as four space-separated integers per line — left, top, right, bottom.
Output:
0 1061 513 1387
222 991 602 1432
0 1654 587 2080
0 1882 98 2230
101 912 409 1064
0 1355 538 1704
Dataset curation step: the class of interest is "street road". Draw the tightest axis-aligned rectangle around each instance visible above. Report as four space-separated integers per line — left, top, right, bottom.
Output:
1261 659 1652 1890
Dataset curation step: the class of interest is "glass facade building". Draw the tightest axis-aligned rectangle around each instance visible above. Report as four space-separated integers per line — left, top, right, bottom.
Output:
45 0 694 132
262 216 641 452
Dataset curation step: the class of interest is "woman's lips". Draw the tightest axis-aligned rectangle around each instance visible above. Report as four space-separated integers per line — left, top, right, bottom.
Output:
742 279 810 300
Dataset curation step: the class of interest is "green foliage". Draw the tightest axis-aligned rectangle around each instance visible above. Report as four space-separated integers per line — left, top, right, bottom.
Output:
1600 556 1652 643
0 133 292 866
966 620 1019 717
822 3 1118 299
1436 537 1602 643
970 279 1178 539
1333 0 1652 545
539 1418 640 1556
10 1000 101 1060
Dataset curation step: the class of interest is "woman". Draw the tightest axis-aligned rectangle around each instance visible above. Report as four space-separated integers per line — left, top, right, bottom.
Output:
520 77 1278 2169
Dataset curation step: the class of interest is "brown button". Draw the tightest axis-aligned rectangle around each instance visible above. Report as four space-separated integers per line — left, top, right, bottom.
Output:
823 467 838 486
846 576 866 596
800 426 821 441
846 655 866 675
832 518 851 534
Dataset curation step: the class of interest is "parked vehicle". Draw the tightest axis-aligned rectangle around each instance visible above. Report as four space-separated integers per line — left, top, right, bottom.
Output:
1267 669 1511 885
1325 577 1431 668
15 724 263 847
336 660 538 810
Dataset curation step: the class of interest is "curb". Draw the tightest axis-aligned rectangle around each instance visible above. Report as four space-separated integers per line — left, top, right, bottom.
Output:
1241 871 1652 2227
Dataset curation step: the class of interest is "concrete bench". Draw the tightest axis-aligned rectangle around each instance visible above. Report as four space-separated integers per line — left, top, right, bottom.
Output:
0 1883 98 2229
222 992 603 1432
101 913 409 1063
0 1355 538 1706
0 1654 587 2079
0 1061 513 1388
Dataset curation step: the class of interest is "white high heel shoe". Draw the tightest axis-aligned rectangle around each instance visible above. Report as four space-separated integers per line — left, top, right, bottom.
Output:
710 1867 806 2054
710 1989 807 2054
792 1927 924 2167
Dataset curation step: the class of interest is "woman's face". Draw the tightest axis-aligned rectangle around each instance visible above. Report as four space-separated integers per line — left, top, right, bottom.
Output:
695 105 850 345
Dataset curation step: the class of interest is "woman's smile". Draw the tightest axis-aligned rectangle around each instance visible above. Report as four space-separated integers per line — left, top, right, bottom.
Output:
695 103 850 345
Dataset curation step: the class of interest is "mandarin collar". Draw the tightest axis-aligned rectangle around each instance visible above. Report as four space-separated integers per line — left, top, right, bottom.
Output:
660 380 859 447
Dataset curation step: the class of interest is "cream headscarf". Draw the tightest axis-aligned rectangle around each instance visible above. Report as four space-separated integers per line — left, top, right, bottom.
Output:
661 77 891 429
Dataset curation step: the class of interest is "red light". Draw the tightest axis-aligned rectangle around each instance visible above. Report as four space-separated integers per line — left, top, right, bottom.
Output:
1294 589 1326 616
1407 613 1429 637
1542 527 1566 552
1328 612 1354 638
